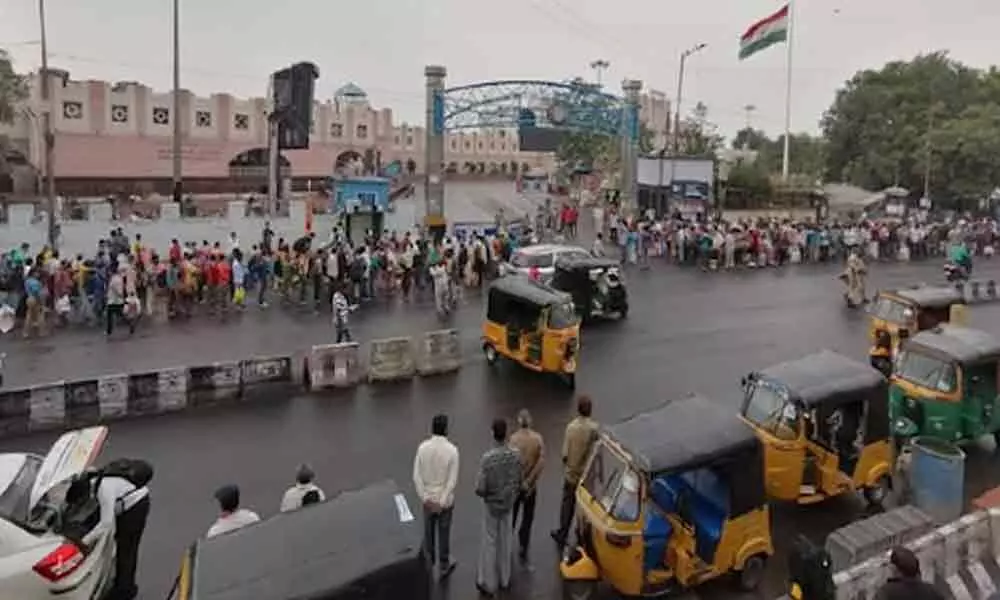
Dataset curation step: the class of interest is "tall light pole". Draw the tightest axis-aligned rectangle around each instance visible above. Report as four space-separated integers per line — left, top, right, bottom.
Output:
37 0 57 249
171 0 182 205
589 59 610 88
664 42 706 207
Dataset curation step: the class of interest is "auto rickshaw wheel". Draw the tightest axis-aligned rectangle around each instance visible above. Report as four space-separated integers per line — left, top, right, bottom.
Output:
863 475 891 507
562 579 597 600
483 344 499 365
562 372 576 389
738 554 767 591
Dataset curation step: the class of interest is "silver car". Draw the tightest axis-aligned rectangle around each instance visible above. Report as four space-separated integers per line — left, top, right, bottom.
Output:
504 244 593 282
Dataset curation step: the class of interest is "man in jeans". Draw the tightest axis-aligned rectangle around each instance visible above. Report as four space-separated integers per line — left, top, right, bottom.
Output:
413 414 459 579
551 395 599 548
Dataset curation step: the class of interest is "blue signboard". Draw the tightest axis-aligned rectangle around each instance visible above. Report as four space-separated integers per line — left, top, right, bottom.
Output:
432 91 445 135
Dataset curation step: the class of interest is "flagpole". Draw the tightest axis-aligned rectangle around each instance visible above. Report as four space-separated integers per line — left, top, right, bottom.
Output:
781 0 794 181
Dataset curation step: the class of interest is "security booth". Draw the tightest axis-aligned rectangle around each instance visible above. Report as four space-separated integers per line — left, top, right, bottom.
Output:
333 176 390 245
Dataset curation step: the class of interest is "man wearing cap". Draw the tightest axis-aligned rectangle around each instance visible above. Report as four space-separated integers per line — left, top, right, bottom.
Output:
509 408 544 561
279 464 326 512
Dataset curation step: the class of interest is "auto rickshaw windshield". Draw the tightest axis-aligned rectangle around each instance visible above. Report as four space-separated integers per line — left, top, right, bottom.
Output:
871 295 913 324
743 378 799 440
548 301 579 329
894 350 957 393
582 443 641 522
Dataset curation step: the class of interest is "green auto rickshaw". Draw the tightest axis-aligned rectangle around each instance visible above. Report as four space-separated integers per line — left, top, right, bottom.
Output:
889 324 1000 447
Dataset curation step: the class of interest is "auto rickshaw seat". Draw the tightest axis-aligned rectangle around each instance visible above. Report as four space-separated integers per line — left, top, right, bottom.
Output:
680 470 728 563
643 500 674 572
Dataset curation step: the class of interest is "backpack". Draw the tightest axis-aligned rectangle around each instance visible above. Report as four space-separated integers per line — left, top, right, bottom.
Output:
98 458 154 488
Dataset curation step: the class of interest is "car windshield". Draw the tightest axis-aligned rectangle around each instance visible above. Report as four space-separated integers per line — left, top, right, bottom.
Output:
895 350 957 393
511 252 553 268
743 378 799 440
582 442 641 522
871 296 911 324
548 302 579 329
0 457 41 529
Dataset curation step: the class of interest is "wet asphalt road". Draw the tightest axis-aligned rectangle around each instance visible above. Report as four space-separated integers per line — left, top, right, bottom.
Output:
3 258 1000 600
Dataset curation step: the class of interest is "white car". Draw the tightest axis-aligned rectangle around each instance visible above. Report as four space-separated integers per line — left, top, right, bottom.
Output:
504 244 593 282
0 426 115 600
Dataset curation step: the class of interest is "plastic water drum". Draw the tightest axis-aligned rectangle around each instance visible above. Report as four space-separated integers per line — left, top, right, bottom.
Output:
910 437 966 523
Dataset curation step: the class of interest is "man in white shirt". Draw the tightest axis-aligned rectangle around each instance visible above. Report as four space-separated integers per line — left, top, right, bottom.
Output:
207 484 260 538
85 461 151 600
280 464 326 512
413 414 459 578
429 261 450 316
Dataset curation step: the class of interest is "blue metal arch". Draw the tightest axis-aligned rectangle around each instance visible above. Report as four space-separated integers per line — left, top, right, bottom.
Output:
437 79 630 138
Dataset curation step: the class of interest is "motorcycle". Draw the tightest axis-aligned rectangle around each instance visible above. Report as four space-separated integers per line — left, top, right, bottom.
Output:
944 261 971 283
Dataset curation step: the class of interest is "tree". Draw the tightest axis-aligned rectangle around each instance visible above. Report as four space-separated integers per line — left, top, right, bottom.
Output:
821 51 1000 205
678 102 723 158
724 159 773 208
0 49 28 176
732 128 827 179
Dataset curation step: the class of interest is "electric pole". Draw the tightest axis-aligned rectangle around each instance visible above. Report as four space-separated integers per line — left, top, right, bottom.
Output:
589 59 610 88
37 0 57 250
171 0 183 205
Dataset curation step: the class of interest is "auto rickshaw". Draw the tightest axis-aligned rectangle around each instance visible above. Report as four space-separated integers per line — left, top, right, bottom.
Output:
740 350 894 506
889 324 1000 447
168 480 430 600
482 276 581 387
560 394 773 599
868 286 965 345
550 255 629 322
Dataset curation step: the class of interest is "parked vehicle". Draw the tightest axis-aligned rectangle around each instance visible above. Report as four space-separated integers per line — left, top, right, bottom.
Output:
868 286 965 346
502 244 592 282
551 256 628 322
0 426 115 600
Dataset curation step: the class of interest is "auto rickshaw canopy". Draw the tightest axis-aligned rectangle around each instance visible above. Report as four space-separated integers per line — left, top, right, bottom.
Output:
488 275 571 308
175 480 429 600
757 350 887 409
603 394 759 475
903 325 1000 365
887 286 964 309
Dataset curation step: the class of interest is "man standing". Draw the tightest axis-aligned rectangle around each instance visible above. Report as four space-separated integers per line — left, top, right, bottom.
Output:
475 418 522 598
551 395 598 548
206 484 260 538
413 414 459 579
509 409 544 561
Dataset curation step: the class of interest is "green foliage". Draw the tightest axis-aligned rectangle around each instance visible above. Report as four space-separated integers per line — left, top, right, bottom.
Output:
0 49 26 125
678 102 724 158
726 159 773 203
821 51 1000 206
731 127 827 178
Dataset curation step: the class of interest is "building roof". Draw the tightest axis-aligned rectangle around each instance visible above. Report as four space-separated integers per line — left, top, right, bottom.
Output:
335 83 368 101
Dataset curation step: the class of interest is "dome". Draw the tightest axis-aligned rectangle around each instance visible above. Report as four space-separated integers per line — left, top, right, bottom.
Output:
335 82 368 103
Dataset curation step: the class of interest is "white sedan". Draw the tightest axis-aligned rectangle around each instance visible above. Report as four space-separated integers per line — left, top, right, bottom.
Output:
503 244 593 282
0 426 116 600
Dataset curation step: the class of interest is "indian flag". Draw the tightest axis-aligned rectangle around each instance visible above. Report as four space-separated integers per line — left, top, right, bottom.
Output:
739 4 789 60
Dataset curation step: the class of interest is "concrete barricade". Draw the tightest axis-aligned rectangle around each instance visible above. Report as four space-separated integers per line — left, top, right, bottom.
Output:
240 356 294 387
826 505 935 571
29 383 67 430
959 279 999 305
308 343 364 389
97 374 129 420
814 507 1000 600
368 337 416 383
188 361 243 407
0 388 31 437
418 329 462 376
64 379 100 428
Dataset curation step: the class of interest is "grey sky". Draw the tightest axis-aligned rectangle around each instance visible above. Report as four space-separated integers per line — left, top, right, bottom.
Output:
2 0 997 138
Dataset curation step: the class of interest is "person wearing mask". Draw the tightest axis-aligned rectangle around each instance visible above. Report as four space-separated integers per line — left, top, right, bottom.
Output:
551 395 599 548
508 408 544 562
413 414 460 579
207 484 260 538
86 462 151 600
475 418 522 598
874 546 944 600
280 464 326 512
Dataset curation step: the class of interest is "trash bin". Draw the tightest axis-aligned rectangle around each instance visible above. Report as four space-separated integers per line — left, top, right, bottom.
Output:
910 437 965 523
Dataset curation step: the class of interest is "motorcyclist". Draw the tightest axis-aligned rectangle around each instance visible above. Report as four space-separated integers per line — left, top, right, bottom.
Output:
948 242 972 276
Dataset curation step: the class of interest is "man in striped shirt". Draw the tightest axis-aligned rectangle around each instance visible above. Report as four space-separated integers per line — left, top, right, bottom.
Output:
475 418 522 597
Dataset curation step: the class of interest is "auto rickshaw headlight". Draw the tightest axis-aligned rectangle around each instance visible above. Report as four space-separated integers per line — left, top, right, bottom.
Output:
893 417 918 437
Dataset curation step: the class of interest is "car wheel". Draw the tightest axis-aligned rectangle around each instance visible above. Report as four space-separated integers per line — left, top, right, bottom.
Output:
562 579 597 600
738 554 767 591
484 344 498 365
864 475 891 506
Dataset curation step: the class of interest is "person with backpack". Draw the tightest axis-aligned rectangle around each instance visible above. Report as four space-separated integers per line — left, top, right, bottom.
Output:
95 458 153 600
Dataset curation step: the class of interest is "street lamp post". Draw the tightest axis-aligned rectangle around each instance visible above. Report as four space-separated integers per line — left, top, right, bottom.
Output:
37 0 57 249
661 43 706 210
171 0 182 205
589 59 610 88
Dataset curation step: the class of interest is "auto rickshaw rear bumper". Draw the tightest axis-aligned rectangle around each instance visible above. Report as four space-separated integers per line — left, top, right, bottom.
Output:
560 546 600 581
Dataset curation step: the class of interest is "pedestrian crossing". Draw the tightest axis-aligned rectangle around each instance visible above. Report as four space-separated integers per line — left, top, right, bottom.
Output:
940 556 1000 600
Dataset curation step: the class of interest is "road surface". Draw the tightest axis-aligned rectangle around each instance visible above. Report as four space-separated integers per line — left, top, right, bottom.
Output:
3 258 1000 600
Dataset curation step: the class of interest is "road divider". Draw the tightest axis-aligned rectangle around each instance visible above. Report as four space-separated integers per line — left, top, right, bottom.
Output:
797 507 1000 600
956 279 1000 304
306 343 364 390
419 329 462 376
368 337 417 383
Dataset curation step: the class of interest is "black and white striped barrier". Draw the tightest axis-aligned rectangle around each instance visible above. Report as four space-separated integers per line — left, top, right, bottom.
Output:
0 355 294 437
955 280 1000 304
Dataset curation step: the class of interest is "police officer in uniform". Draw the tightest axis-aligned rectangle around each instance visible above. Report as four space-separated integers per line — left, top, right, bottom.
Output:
97 466 151 600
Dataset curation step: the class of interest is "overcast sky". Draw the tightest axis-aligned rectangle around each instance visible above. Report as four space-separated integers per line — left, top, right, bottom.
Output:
2 0 997 138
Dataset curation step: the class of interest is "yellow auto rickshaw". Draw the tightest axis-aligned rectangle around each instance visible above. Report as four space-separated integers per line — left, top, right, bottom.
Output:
482 276 580 387
560 394 773 599
740 350 894 506
868 286 964 345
